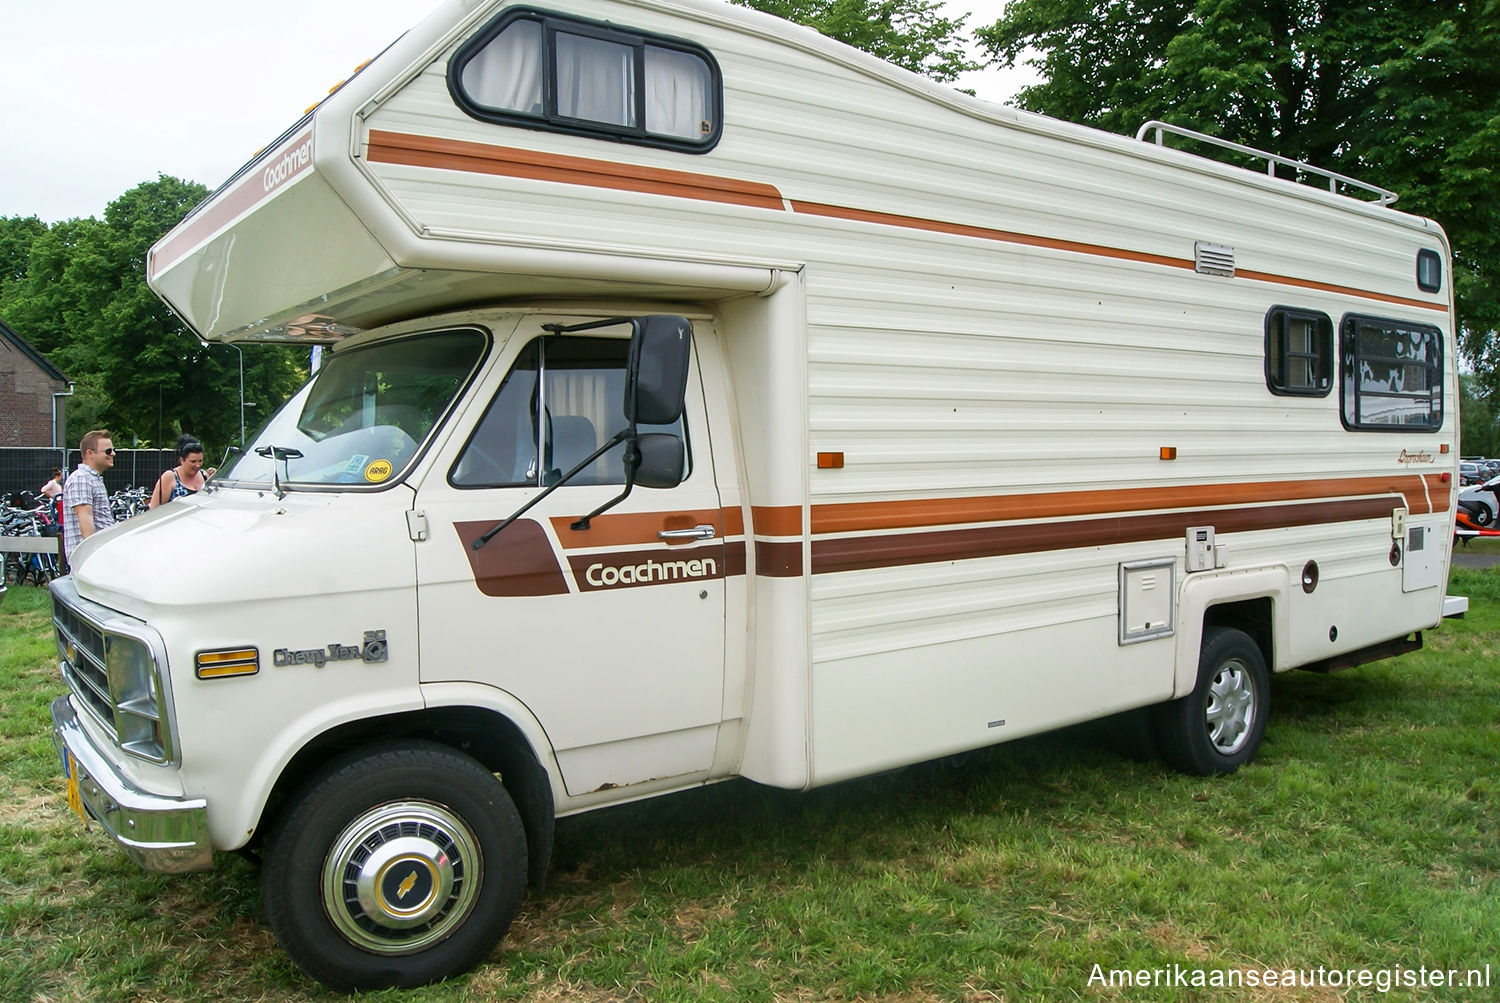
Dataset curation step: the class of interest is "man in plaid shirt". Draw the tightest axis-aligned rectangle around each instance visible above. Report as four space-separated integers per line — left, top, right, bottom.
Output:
62 429 116 563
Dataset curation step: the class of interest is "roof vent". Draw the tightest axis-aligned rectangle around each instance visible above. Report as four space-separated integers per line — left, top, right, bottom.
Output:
1194 241 1235 276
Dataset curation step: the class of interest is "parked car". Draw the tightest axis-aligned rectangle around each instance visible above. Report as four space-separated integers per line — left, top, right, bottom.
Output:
1461 461 1484 485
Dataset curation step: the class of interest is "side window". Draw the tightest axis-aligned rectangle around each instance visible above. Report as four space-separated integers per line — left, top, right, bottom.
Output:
1265 307 1332 396
1340 314 1444 430
452 336 690 487
449 9 722 152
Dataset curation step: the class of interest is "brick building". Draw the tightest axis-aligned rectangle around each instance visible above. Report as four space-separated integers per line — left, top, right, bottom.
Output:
0 318 69 447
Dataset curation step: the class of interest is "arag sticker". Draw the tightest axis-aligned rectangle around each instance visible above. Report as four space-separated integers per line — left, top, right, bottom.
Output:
364 459 393 483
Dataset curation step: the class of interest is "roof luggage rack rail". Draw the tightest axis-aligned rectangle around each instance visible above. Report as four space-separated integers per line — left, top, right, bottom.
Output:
1136 120 1398 207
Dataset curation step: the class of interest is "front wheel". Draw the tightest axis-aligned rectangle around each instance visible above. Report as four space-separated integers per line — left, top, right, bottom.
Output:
1157 627 1269 776
261 741 527 992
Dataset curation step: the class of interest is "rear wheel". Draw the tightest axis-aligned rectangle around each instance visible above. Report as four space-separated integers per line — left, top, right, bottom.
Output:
262 741 526 991
1157 627 1269 775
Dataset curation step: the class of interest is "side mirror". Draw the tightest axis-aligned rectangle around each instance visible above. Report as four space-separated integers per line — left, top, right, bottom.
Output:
634 433 685 489
626 316 692 425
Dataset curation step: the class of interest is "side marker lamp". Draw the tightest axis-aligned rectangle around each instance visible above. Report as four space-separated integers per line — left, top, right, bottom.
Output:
195 648 260 680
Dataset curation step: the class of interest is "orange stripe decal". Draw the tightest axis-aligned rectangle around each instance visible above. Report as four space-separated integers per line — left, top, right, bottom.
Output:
791 201 1448 314
367 131 786 211
791 200 1191 271
751 505 801 537
548 509 733 550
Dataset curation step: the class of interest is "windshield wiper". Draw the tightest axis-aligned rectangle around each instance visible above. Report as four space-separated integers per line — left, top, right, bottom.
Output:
254 445 303 500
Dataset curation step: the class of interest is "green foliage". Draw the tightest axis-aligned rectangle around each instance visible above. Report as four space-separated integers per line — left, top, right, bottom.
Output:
732 0 979 82
0 177 308 455
1460 375 1499 457
977 0 1500 388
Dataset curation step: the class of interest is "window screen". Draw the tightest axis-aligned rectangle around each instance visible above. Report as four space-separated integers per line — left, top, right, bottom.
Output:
1339 315 1444 431
449 9 721 152
1265 307 1332 396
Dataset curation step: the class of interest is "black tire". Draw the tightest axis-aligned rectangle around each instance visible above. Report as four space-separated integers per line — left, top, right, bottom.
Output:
1157 627 1269 776
261 740 527 992
1474 505 1494 527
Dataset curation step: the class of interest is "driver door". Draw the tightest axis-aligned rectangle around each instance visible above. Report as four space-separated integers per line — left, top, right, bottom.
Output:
414 321 727 796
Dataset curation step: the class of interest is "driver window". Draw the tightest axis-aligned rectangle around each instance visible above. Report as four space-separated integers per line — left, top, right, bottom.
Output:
452 335 689 487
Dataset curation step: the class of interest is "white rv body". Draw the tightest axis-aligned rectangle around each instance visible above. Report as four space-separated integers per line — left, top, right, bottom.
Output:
53 0 1459 989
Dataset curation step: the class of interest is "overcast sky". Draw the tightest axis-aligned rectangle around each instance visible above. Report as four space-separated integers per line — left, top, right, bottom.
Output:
0 0 1031 224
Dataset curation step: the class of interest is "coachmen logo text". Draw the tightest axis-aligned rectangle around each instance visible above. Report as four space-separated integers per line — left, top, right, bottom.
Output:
583 556 717 590
263 135 313 194
274 630 388 668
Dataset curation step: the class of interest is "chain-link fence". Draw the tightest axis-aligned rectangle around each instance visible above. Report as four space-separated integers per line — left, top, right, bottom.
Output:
0 447 176 502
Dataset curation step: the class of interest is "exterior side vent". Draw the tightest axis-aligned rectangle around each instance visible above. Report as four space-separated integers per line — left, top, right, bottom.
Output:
1195 241 1235 276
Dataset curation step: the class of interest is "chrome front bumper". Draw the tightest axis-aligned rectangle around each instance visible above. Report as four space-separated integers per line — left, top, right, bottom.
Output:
51 695 212 873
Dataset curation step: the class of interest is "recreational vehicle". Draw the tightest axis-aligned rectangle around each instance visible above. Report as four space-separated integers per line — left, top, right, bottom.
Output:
51 0 1464 989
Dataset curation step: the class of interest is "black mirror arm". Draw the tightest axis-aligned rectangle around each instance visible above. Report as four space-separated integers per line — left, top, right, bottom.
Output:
570 437 641 531
471 429 630 551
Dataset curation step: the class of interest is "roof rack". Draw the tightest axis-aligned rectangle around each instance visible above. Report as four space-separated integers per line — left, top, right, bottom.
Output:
1136 120 1398 207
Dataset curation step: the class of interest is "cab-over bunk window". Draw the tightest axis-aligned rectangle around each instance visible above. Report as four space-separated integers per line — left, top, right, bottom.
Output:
1340 314 1443 431
448 7 722 152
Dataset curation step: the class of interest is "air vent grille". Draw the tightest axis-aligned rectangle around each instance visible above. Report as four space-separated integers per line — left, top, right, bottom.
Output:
1194 241 1235 276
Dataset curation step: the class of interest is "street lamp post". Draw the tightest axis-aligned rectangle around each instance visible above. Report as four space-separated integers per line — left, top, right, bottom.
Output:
230 344 245 446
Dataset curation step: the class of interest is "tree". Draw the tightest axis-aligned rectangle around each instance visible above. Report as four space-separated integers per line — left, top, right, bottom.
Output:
0 177 309 455
732 0 979 82
977 0 1499 386
0 215 46 301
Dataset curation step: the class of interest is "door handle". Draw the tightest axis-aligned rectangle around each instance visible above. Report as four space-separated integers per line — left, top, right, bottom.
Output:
658 524 716 541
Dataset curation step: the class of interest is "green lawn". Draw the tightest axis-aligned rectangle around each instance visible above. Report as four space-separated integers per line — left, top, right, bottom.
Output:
1 568 1496 1001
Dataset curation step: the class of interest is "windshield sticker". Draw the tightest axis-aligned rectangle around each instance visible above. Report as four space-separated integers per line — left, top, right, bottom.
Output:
364 459 394 482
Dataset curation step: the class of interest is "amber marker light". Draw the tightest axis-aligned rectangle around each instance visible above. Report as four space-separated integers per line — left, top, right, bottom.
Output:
195 648 260 680
1160 447 1178 460
817 452 845 469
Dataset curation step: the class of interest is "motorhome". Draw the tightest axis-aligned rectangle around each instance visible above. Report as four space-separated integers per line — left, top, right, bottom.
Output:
51 0 1464 989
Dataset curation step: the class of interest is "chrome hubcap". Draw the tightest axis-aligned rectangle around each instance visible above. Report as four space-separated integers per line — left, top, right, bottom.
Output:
321 801 482 954
1205 659 1257 755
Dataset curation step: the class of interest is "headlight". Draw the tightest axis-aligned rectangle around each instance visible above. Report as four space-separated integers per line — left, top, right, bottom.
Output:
107 633 167 761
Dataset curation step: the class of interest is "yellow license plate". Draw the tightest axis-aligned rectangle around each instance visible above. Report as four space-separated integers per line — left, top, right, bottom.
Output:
64 751 86 823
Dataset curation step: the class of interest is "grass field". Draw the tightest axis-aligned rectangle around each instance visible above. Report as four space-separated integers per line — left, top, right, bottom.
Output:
1 566 1497 1002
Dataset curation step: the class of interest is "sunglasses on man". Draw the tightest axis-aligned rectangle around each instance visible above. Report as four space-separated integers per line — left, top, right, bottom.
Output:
91 447 115 455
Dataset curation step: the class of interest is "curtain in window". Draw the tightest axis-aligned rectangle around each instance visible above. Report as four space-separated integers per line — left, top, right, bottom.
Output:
557 32 635 127
461 20 545 115
645 46 710 140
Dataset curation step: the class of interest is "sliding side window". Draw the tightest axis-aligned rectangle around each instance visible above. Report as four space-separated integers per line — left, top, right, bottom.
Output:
451 336 690 488
449 8 721 152
1340 315 1444 431
1265 307 1332 396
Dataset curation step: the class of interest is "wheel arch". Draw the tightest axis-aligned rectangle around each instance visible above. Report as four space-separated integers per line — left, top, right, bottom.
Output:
255 702 556 892
1173 566 1289 698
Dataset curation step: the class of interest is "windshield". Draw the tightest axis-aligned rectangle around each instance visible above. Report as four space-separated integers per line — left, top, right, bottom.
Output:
218 328 487 488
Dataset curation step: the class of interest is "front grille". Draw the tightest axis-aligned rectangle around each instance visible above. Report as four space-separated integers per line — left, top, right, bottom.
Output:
55 603 114 734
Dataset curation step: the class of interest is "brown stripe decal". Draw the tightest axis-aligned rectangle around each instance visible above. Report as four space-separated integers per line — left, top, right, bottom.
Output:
456 519 568 597
367 131 785 211
812 496 1399 575
791 201 1448 314
812 475 1445 533
756 540 804 578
